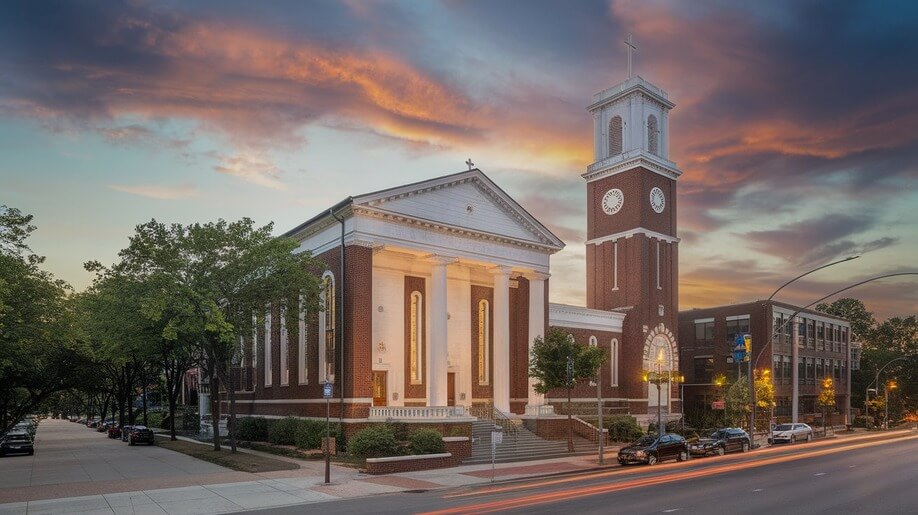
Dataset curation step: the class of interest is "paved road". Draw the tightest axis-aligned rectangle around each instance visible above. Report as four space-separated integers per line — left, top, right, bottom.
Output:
249 431 918 514
0 418 243 503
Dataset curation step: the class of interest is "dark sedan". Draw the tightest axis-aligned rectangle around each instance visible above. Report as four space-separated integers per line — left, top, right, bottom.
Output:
0 432 34 457
618 433 689 466
690 428 751 456
107 425 123 439
128 426 155 446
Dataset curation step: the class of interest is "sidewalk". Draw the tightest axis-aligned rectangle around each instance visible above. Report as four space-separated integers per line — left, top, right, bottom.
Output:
0 439 618 515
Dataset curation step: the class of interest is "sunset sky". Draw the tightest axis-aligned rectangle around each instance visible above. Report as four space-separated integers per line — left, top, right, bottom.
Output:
2 0 916 319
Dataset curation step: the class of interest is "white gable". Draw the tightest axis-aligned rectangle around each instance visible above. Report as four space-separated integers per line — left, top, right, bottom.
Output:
352 170 564 251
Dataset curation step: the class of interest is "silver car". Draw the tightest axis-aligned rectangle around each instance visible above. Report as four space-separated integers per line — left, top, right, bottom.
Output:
770 423 813 444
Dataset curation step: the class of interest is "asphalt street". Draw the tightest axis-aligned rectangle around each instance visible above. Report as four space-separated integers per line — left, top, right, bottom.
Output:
246 432 918 515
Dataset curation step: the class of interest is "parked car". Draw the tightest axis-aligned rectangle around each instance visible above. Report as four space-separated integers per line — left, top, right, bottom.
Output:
121 426 134 442
618 433 689 466
0 432 34 457
690 428 751 456
128 426 155 446
770 423 814 444
107 425 123 439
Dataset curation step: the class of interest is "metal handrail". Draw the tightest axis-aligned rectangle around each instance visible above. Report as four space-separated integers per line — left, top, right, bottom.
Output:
470 403 519 441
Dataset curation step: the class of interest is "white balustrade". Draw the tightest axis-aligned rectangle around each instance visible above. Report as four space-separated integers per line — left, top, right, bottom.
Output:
368 405 471 421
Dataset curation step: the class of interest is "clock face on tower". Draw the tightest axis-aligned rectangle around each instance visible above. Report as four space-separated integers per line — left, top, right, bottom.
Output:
602 188 624 215
649 187 666 213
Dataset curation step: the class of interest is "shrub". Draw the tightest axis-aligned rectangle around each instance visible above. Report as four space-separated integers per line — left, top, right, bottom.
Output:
235 417 269 441
348 425 402 458
268 417 300 445
408 429 445 455
606 415 643 442
146 412 164 429
294 419 342 450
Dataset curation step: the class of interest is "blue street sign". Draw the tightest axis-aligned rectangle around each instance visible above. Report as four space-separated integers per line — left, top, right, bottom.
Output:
732 350 745 362
323 382 333 399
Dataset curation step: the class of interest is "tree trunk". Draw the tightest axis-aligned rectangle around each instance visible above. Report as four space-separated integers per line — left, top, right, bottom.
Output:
141 367 148 427
210 372 221 451
567 383 574 453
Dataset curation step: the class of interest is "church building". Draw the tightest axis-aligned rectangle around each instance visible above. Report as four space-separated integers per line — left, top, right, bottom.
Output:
231 73 683 429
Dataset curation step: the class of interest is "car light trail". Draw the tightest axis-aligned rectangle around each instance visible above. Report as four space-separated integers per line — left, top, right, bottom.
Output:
423 434 917 515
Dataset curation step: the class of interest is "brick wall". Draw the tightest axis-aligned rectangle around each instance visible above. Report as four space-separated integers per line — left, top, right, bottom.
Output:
363 437 471 474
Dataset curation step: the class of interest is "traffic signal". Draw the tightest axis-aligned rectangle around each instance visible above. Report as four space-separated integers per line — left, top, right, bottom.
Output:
743 334 752 362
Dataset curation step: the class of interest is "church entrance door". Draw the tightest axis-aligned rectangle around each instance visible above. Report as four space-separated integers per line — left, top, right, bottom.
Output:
372 371 387 406
447 373 456 407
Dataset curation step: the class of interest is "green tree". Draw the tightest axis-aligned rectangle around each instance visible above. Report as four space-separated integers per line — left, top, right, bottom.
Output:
818 377 837 435
816 298 876 342
529 327 606 452
0 206 91 434
725 378 750 428
113 218 323 451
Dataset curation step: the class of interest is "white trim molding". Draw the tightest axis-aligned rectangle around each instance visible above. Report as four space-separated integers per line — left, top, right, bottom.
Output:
583 152 682 183
585 227 679 246
549 303 625 333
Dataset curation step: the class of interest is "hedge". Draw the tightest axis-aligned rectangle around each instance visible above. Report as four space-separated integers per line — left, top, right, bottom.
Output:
235 417 269 441
348 425 402 458
606 415 644 442
408 428 445 455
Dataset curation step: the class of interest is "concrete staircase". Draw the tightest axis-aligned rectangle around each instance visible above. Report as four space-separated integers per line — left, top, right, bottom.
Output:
463 420 595 464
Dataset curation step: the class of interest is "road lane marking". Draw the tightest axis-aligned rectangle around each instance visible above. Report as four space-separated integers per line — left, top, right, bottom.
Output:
814 473 825 476
753 489 764 492
425 435 918 515
662 509 681 512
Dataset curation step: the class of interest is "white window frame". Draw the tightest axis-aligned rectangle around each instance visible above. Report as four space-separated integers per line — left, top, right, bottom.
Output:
264 304 272 387
298 295 307 385
280 305 288 386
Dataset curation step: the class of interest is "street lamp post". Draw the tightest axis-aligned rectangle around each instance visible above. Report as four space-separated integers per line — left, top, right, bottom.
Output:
867 357 908 428
752 256 860 442
756 271 918 432
644 364 682 438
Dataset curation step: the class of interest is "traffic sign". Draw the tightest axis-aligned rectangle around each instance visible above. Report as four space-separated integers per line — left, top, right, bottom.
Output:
323 382 333 399
743 334 752 362
712 401 725 410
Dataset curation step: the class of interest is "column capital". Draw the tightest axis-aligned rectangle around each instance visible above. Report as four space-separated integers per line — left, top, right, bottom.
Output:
423 254 458 266
522 271 551 282
488 264 514 276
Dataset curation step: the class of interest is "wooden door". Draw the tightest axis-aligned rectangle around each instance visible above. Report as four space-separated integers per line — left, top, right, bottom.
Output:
372 371 387 406
447 372 455 407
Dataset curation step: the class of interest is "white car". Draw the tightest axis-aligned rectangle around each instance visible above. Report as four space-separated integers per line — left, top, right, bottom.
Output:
770 423 813 444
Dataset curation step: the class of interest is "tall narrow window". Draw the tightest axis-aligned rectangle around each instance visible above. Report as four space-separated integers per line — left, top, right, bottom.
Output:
264 304 272 387
409 291 423 385
609 116 623 156
589 336 598 386
647 114 659 155
251 312 257 387
298 295 307 385
280 305 288 385
656 241 662 290
321 274 336 383
478 299 490 385
610 338 619 386
613 242 619 290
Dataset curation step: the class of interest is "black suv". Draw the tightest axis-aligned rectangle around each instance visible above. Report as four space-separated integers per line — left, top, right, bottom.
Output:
128 426 155 446
689 428 750 457
618 433 689 466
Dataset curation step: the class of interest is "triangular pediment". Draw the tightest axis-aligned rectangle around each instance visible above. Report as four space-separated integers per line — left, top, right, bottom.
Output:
352 169 564 251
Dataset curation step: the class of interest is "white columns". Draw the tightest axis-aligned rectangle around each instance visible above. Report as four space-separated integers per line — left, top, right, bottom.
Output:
526 272 552 415
491 265 512 413
428 256 454 407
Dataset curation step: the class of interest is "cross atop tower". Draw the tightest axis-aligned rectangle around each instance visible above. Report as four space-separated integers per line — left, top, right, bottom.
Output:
624 33 637 78
465 158 475 170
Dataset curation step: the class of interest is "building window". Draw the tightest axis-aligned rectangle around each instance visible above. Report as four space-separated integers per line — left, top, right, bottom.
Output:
410 291 424 385
773 354 782 382
609 116 623 156
656 241 662 290
251 312 258 387
280 305 289 386
783 356 792 385
613 242 619 290
773 314 786 342
321 274 336 383
589 336 598 386
798 357 805 385
610 338 619 386
298 296 307 385
647 114 659 155
726 317 750 343
264 305 272 387
695 321 714 342
694 356 714 383
816 358 823 378
477 299 489 386
806 358 815 384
